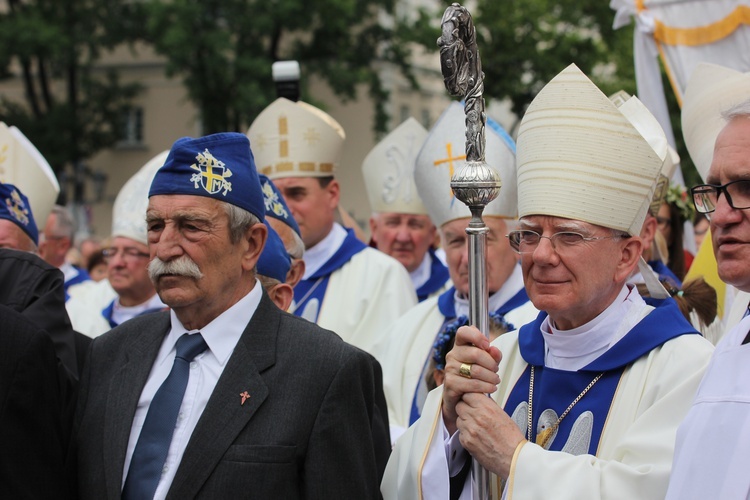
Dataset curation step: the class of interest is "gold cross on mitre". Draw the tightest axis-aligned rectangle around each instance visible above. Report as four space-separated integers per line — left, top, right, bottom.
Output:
434 142 466 196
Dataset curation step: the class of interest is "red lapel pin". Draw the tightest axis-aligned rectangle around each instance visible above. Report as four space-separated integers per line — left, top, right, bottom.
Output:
240 391 250 406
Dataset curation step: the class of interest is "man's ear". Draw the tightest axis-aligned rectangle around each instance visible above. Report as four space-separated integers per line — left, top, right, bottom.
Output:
242 222 267 272
269 283 294 311
286 259 306 287
369 216 379 245
615 236 644 282
326 179 341 209
639 215 658 256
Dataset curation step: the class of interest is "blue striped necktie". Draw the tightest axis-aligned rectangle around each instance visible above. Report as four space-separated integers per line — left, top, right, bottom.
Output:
122 333 208 500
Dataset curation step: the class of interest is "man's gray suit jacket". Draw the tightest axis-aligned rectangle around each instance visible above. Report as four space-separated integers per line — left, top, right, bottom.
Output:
74 291 385 499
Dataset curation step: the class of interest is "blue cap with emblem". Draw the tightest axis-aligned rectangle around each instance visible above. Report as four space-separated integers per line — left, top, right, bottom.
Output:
257 221 291 282
0 182 38 245
258 174 300 236
149 133 265 222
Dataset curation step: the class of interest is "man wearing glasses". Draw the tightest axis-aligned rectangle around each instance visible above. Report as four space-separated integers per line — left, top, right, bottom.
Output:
382 64 714 499
666 64 750 499
66 153 167 338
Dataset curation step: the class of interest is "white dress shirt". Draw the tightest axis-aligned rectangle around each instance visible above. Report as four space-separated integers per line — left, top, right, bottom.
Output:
410 251 433 290
121 281 262 500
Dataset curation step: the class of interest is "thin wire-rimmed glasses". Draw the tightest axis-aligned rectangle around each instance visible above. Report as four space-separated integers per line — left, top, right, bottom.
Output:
506 229 623 255
691 180 750 220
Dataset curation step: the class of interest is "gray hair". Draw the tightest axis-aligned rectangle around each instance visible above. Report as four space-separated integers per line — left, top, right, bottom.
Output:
286 230 305 260
50 205 76 239
722 98 750 123
223 203 262 244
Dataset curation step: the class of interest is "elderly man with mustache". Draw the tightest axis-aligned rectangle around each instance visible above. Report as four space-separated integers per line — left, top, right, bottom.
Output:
73 133 389 499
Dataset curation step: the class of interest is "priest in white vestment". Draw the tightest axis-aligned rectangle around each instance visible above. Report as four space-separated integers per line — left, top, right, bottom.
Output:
247 98 416 354
382 64 715 500
667 64 750 499
66 152 167 338
372 103 538 442
362 117 449 302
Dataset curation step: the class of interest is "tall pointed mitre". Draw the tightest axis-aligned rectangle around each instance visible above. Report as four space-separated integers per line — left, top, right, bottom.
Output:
362 117 429 215
682 63 750 182
112 150 169 245
609 90 675 216
414 102 517 227
0 122 60 224
246 97 345 179
516 64 665 236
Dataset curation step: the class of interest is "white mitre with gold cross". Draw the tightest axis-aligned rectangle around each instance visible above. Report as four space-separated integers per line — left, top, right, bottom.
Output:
516 64 665 236
247 97 345 179
0 122 60 225
414 101 518 228
362 117 428 215
112 150 169 245
682 63 750 182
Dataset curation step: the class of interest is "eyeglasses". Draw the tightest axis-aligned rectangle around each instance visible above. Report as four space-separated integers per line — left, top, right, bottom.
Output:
506 229 623 255
102 247 150 261
692 180 750 219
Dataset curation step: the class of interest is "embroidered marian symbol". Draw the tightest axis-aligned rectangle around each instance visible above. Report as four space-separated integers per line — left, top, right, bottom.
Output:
240 391 250 406
5 189 30 226
190 148 233 196
261 180 289 219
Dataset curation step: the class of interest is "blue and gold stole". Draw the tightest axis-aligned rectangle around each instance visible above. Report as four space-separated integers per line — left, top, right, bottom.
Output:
504 299 698 454
292 228 367 322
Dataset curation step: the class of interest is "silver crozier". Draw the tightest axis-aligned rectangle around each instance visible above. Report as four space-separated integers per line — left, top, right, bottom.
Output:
438 3 501 499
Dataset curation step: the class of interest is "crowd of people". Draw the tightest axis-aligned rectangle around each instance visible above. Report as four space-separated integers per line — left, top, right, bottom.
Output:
0 60 748 499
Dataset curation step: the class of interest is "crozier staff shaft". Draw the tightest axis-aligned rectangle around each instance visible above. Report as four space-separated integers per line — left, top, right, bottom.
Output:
438 4 501 498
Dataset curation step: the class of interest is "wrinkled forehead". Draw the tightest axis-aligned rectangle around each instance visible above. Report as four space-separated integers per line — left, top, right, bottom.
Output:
518 215 608 234
147 193 224 216
111 236 148 252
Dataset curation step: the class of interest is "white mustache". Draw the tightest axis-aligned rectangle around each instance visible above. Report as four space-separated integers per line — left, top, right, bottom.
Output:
148 256 203 281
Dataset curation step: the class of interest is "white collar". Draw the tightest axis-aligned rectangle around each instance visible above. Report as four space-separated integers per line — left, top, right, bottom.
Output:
61 261 79 282
302 222 347 279
112 293 166 325
541 285 652 371
410 252 433 290
454 264 525 318
167 280 263 366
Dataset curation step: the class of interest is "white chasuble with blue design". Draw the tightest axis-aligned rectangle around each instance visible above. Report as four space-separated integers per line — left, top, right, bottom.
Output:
504 298 700 454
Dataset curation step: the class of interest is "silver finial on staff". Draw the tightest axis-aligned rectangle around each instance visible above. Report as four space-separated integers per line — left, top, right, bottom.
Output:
438 4 500 498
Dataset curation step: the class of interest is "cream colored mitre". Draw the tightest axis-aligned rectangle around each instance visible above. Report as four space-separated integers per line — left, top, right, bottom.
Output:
247 97 345 179
609 90 675 216
682 63 750 182
0 122 60 224
516 64 664 236
414 101 517 228
112 150 169 245
362 117 428 215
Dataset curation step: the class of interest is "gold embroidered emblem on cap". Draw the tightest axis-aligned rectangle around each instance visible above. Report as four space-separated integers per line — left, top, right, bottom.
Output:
190 148 233 196
5 189 30 226
303 128 321 145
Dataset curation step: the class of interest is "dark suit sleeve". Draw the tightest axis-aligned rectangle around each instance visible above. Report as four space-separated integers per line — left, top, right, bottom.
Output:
303 349 382 499
0 306 72 500
369 354 392 482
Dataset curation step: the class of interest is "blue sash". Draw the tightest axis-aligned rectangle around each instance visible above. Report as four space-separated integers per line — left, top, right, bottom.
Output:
415 249 450 302
504 299 698 453
293 229 367 322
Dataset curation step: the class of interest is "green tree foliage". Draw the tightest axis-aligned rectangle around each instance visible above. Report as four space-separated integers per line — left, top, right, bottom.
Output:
141 0 416 134
0 0 144 174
